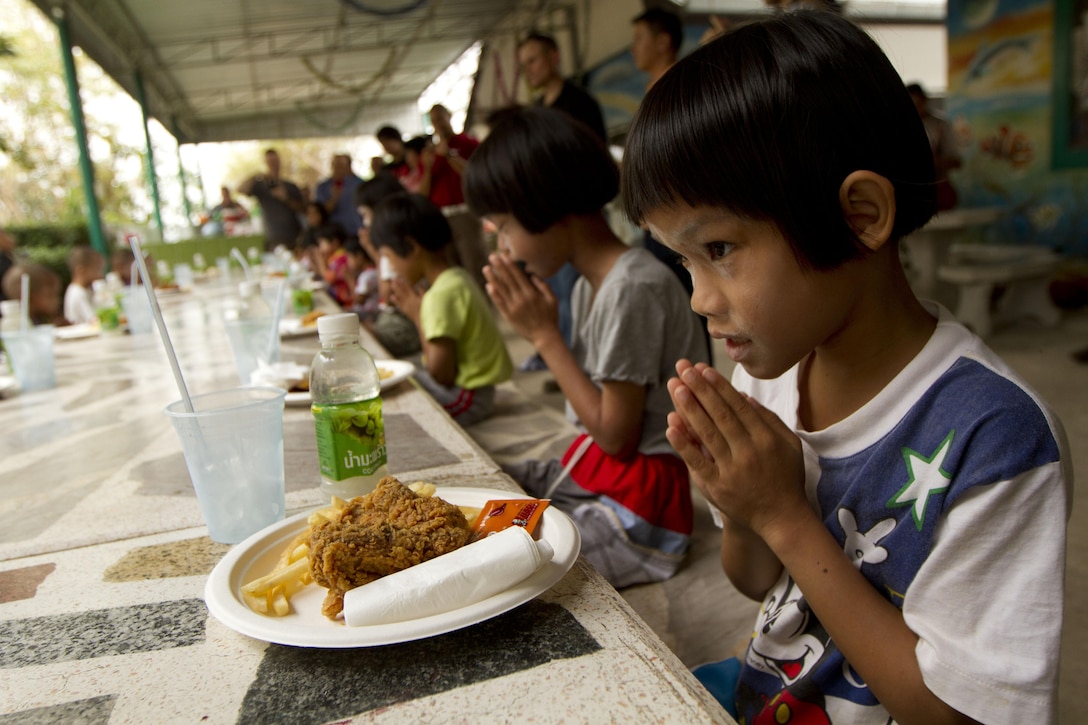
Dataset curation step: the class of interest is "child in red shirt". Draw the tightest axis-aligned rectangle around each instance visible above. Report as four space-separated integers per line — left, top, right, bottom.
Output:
314 223 353 308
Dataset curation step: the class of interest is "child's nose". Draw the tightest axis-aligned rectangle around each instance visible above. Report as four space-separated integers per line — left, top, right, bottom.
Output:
687 267 719 320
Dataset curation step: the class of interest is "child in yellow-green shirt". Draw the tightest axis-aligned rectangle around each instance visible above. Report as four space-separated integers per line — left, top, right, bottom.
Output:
368 191 512 425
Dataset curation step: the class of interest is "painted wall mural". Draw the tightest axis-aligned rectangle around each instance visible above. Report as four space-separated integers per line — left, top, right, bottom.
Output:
948 0 1088 255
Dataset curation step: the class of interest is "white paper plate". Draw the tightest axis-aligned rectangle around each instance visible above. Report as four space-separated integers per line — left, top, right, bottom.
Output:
54 323 100 340
204 487 579 647
376 359 416 391
283 360 415 407
279 318 321 338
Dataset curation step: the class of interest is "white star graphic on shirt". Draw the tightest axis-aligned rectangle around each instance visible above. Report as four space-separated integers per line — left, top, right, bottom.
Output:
887 430 955 531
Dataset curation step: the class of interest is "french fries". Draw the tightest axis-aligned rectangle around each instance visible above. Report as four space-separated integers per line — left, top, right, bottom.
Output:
241 496 347 616
240 485 478 617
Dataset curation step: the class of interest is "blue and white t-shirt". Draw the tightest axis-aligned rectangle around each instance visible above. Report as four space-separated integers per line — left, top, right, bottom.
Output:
732 305 1070 725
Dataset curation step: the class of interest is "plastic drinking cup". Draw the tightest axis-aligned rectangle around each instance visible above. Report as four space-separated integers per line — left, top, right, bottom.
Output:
164 386 287 544
216 257 231 283
120 289 153 335
1 325 56 392
223 317 280 384
174 263 194 289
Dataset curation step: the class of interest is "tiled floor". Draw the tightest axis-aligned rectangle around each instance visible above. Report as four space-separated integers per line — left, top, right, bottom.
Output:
503 304 1088 722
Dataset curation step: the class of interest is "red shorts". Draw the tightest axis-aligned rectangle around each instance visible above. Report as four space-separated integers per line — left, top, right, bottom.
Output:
562 434 693 535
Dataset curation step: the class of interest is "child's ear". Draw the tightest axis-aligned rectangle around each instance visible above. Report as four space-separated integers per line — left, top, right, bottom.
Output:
838 170 896 252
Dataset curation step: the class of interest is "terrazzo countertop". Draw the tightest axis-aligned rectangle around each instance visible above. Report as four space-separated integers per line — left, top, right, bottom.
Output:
0 278 735 723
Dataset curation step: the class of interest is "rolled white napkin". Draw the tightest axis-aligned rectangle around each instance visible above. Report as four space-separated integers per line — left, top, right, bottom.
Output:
343 525 554 626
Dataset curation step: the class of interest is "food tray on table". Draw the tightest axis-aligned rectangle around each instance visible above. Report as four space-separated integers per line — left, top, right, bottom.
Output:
204 487 580 647
284 359 415 406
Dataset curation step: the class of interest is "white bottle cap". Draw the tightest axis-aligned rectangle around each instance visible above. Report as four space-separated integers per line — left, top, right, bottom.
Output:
239 280 261 297
317 312 360 339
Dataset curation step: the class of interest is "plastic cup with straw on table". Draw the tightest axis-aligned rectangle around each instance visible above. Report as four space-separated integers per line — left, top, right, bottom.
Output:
268 275 288 360
130 236 287 544
0 273 56 392
120 260 153 334
231 247 253 280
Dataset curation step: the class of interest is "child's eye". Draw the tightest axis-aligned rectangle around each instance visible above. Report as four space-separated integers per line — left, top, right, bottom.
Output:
706 241 733 261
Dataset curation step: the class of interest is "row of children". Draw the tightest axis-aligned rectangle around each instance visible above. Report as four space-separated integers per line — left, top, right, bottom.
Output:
1 10 1062 720
0 245 143 327
361 10 1068 724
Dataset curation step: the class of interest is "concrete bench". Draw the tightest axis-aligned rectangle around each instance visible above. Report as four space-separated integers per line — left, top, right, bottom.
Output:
936 244 1062 337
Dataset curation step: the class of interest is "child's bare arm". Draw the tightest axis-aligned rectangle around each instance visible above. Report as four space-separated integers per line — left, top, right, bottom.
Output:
670 364 979 724
420 336 457 387
767 511 978 724
485 255 644 456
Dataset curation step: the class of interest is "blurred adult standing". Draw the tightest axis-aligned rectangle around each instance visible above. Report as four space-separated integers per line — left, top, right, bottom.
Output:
514 32 606 371
427 104 489 292
516 32 607 142
315 153 364 237
429 104 479 174
238 148 305 250
630 7 683 90
628 7 712 360
376 126 411 181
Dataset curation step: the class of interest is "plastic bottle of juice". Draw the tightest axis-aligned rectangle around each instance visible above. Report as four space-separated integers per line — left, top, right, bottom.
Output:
309 312 388 499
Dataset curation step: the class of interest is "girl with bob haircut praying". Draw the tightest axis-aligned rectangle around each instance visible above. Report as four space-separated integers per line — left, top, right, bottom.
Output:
622 10 1069 724
466 105 710 588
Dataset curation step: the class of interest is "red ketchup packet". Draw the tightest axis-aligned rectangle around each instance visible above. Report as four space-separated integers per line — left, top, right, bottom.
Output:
469 499 549 543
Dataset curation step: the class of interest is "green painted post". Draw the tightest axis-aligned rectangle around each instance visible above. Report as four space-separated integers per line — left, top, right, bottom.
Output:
52 7 108 256
175 142 194 232
134 70 164 240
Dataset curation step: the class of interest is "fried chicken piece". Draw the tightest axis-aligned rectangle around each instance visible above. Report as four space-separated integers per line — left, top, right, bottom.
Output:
309 476 471 619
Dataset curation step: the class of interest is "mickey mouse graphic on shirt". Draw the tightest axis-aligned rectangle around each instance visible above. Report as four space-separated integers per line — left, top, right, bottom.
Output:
739 509 899 724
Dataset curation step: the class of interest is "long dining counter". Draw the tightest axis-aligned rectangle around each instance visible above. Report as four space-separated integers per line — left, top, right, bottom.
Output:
0 273 734 724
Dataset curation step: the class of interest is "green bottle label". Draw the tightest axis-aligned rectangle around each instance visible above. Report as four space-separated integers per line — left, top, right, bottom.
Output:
312 398 387 481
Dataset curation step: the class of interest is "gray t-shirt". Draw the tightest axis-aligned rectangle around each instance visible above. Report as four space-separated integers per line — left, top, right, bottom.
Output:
568 247 709 455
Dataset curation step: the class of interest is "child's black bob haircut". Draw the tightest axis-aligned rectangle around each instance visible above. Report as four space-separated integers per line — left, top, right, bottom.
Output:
622 11 938 271
354 171 405 211
464 106 619 234
369 191 453 257
316 222 349 245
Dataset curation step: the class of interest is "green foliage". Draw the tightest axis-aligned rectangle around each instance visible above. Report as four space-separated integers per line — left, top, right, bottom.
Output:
7 223 90 249
7 223 92 290
20 245 71 290
0 0 142 228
